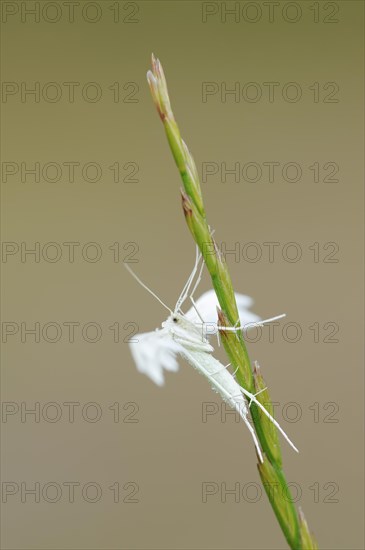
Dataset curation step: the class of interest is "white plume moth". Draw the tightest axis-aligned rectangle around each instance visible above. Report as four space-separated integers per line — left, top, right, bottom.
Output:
126 249 298 462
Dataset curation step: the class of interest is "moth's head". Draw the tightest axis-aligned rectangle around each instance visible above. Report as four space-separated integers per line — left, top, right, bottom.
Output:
162 311 186 329
162 310 214 352
162 311 199 337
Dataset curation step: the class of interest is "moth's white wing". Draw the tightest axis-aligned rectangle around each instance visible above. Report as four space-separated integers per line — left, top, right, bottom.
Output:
129 328 183 386
185 289 261 326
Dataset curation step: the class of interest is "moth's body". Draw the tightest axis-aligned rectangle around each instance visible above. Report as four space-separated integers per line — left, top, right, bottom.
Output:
126 250 298 463
182 348 248 417
162 313 248 417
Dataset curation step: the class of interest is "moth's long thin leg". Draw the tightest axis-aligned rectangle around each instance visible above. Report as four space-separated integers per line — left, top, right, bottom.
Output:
241 411 263 463
176 247 202 312
176 247 199 309
189 253 205 299
248 387 267 407
256 314 287 326
232 364 239 377
209 362 231 376
232 387 299 453
209 362 239 378
219 314 286 333
213 377 263 462
183 249 203 305
216 328 221 347
187 258 223 345
190 296 204 323
188 257 226 348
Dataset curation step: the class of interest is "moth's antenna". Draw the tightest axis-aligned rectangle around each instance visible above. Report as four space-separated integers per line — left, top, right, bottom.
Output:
124 263 173 314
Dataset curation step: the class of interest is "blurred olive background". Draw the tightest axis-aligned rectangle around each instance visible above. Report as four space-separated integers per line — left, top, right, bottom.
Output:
1 1 364 549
